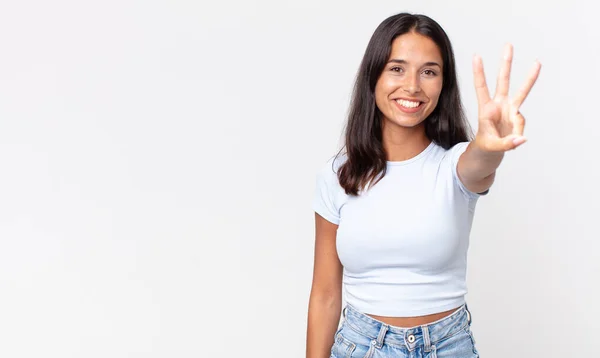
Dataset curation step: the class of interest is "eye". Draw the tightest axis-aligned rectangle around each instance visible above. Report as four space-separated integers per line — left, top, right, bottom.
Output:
390 66 403 73
423 69 437 76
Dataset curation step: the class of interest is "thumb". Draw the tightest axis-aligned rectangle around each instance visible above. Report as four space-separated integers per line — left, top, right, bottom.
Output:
504 135 527 150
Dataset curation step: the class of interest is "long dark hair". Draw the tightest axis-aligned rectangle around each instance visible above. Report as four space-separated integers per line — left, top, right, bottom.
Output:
336 13 473 196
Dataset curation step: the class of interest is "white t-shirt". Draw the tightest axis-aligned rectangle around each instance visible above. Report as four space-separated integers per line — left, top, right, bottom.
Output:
313 141 486 317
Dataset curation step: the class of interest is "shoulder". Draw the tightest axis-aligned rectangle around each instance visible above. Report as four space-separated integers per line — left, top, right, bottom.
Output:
313 153 349 224
447 141 470 156
426 141 471 163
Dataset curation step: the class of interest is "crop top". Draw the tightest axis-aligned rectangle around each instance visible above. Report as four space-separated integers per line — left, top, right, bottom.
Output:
312 141 485 317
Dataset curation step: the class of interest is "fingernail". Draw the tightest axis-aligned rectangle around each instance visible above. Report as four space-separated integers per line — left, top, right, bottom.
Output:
513 137 527 146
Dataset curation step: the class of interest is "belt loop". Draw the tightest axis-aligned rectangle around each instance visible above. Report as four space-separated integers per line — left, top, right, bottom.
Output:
465 303 472 325
422 325 432 352
375 323 388 348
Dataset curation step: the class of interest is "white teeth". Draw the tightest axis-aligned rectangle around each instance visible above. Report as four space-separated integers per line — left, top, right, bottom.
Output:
396 99 421 108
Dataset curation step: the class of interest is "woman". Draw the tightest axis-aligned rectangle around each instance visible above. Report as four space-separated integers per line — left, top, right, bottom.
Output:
306 13 541 358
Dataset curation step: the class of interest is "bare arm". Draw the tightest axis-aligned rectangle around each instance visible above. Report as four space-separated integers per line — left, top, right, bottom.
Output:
457 140 504 194
306 213 343 358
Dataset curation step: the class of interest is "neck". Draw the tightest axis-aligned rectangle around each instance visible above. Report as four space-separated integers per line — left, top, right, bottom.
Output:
382 121 431 162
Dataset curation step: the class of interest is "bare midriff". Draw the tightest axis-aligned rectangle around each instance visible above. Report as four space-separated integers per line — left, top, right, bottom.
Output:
366 306 461 328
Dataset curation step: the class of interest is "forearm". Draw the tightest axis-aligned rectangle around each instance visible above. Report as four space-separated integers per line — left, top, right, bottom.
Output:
462 139 505 180
306 293 342 358
455 139 507 194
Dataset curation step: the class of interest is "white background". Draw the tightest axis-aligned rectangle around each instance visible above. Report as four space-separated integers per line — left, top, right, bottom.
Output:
0 0 598 357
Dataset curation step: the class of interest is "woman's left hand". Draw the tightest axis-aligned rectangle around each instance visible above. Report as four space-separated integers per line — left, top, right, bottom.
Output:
472 43 542 152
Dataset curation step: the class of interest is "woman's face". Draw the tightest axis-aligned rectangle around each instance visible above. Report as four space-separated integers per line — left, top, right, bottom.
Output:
375 32 444 130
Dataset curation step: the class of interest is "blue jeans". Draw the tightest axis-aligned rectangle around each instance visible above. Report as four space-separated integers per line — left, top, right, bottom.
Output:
331 304 480 358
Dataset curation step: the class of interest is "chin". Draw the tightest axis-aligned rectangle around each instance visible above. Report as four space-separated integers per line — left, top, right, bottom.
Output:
385 116 427 129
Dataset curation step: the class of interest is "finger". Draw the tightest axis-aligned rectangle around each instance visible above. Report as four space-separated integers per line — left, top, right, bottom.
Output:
494 43 513 99
509 135 527 150
472 54 491 105
478 132 527 152
512 111 526 136
513 60 542 108
502 134 527 151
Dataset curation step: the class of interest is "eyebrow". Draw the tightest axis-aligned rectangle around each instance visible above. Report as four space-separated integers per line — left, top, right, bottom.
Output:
387 59 442 68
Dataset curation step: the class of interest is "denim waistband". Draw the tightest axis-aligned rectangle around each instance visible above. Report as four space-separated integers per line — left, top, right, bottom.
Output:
342 303 472 351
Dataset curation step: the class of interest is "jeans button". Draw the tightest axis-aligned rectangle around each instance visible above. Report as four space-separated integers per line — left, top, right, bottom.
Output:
407 334 416 343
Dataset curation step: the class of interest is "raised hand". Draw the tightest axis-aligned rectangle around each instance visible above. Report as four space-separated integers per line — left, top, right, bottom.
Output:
472 44 541 152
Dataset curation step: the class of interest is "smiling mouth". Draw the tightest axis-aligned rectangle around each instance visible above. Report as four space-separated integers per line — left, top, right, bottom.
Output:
395 99 423 109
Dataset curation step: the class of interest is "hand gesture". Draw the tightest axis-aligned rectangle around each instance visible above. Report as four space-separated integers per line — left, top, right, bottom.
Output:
473 44 542 152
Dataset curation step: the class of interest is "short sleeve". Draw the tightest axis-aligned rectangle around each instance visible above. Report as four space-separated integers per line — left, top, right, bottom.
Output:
450 142 489 200
312 160 342 225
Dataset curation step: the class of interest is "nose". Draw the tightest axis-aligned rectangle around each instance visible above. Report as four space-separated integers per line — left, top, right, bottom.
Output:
402 72 421 95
